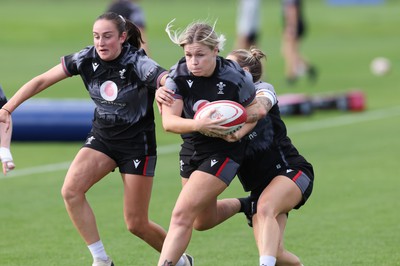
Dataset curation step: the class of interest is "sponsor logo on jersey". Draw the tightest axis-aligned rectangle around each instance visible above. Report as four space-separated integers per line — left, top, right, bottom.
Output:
180 159 184 171
216 82 226 94
247 131 258 140
133 159 141 168
211 159 218 167
92 62 99 72
286 169 293 173
186 79 193 88
100 81 118 101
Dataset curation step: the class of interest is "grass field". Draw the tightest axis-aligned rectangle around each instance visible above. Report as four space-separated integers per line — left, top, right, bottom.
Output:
0 0 400 265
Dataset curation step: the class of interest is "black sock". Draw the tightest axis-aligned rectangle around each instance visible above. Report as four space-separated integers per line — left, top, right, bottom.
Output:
238 197 249 213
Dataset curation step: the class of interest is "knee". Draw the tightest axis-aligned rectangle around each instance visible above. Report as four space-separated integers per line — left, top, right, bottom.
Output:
126 217 148 237
193 219 214 231
170 208 194 230
61 183 79 204
257 200 278 219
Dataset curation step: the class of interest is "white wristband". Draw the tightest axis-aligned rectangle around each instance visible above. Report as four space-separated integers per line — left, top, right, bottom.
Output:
0 147 13 163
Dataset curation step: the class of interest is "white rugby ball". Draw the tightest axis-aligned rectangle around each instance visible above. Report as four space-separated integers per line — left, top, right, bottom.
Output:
193 100 247 135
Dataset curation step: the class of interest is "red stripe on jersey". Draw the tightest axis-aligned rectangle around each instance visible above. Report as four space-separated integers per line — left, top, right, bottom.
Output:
292 170 303 182
143 156 149 176
216 158 230 177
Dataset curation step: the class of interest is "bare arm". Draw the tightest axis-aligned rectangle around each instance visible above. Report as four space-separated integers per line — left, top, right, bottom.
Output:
222 95 273 142
161 99 199 134
0 64 68 130
155 85 175 114
243 96 269 123
161 98 227 135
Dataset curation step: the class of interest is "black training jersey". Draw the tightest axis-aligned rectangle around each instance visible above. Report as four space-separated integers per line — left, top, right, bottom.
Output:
245 80 303 158
245 81 276 156
239 80 313 191
166 56 256 157
62 44 166 140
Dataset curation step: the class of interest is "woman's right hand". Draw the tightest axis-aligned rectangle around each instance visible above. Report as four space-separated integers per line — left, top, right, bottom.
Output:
155 86 175 114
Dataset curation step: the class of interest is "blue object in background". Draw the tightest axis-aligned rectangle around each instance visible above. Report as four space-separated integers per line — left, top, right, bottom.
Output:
11 99 94 141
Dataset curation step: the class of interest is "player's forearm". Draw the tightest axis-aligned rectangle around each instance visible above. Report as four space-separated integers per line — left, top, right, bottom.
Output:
162 114 199 134
245 98 269 123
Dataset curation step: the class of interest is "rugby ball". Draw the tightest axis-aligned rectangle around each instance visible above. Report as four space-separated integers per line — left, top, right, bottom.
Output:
193 100 247 135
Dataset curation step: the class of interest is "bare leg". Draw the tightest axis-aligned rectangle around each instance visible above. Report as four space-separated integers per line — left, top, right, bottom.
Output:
253 176 303 264
122 173 166 252
193 197 241 230
61 148 117 245
275 214 302 266
158 171 227 265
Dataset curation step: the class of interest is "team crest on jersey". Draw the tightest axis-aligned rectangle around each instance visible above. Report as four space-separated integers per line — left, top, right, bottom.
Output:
119 69 126 79
100 81 118 101
216 82 226 94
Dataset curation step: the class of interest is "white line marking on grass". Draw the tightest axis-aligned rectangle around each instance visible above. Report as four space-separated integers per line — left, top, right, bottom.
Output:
288 105 400 134
2 106 400 180
0 144 181 179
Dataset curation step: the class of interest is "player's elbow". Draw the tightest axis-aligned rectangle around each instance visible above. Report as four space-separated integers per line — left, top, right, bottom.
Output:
161 119 174 133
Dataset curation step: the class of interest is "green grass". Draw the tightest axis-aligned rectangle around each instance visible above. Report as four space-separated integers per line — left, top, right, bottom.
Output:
0 0 400 265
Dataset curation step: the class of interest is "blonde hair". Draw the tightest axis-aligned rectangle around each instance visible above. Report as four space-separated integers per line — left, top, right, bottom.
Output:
228 46 266 82
165 19 226 51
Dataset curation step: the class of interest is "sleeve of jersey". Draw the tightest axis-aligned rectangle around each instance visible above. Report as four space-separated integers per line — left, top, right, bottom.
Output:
61 52 80 77
239 71 256 107
165 76 182 100
135 54 167 90
61 46 92 77
255 82 277 106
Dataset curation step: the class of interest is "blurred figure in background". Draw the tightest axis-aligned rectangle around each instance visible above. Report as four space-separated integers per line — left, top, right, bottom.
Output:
107 0 150 54
281 0 317 85
235 0 261 49
0 85 15 175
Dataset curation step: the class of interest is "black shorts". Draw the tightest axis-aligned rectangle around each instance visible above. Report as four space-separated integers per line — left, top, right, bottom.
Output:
179 149 242 186
83 131 157 176
249 167 313 210
238 149 314 209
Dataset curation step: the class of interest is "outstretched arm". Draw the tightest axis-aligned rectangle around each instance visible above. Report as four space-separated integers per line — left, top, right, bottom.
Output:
0 63 68 174
0 64 68 131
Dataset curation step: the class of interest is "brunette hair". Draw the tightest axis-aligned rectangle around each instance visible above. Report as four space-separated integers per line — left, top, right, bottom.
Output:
228 46 266 82
96 12 144 48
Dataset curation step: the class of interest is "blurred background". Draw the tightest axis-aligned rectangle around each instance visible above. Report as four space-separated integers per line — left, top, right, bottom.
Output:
0 0 399 265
